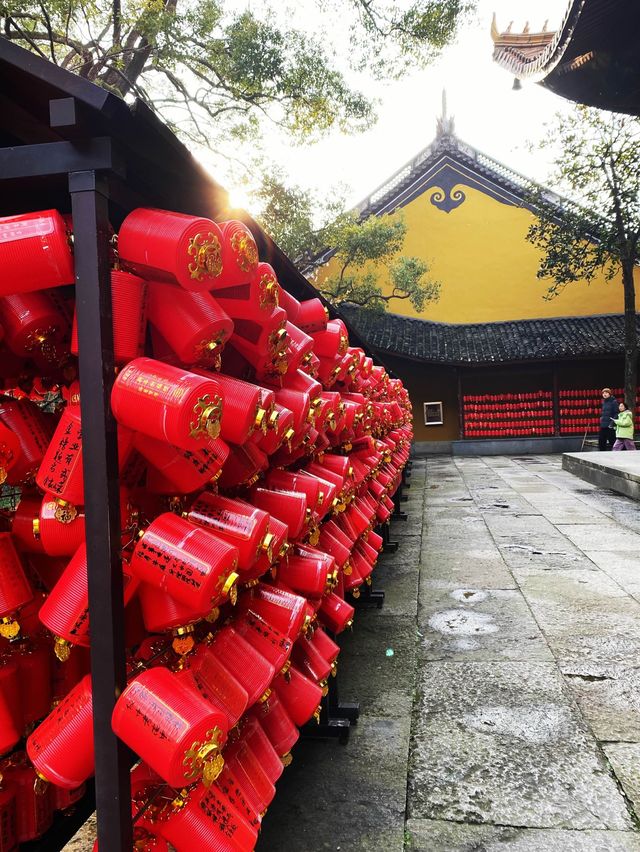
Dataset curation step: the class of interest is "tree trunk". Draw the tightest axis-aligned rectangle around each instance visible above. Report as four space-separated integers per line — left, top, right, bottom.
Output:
621 257 638 411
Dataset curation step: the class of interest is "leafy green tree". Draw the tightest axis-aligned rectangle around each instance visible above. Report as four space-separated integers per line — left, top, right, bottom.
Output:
527 105 640 408
309 213 440 313
252 169 347 263
0 1 473 149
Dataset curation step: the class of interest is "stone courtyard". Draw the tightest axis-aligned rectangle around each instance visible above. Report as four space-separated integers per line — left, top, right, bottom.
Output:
258 455 640 851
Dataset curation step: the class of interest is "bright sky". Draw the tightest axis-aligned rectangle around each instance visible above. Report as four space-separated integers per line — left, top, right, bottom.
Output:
210 0 574 211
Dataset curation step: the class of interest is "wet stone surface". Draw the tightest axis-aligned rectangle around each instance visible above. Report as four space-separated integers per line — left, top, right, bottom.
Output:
411 455 640 849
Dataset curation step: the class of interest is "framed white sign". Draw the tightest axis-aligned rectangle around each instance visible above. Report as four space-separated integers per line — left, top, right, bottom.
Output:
423 401 443 426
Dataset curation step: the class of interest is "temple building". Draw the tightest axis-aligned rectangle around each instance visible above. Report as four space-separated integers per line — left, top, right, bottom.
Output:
315 100 637 453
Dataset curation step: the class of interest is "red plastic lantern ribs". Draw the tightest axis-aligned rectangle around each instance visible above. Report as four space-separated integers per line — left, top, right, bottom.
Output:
251 691 299 762
0 534 33 640
35 406 83 510
0 210 74 297
0 423 20 485
198 372 268 444
111 357 224 449
71 270 147 365
207 626 275 707
147 281 233 368
118 208 224 291
0 656 23 755
186 492 271 578
218 220 259 288
15 639 53 727
0 291 69 364
39 543 138 661
134 434 228 494
112 667 228 787
158 781 258 851
0 399 54 485
186 645 249 728
214 261 279 319
129 513 239 613
3 757 53 843
271 665 322 727
237 584 309 640
232 610 292 675
27 673 95 789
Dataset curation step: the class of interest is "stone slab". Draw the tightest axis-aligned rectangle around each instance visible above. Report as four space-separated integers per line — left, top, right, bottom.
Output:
405 819 640 851
418 588 553 662
561 664 640 742
409 661 632 829
557 524 640 552
564 452 640 502
604 743 640 815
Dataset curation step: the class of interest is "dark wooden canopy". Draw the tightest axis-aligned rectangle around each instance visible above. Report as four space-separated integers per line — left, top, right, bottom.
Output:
492 0 640 116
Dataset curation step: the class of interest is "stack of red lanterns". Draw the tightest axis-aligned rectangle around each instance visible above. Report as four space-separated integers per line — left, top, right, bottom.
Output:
559 386 640 434
463 391 554 438
0 206 412 850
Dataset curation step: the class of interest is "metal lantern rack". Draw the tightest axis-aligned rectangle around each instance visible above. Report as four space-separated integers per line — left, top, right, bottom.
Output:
0 38 410 852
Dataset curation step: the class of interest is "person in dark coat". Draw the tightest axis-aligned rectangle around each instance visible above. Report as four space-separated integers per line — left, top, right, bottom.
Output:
599 387 617 450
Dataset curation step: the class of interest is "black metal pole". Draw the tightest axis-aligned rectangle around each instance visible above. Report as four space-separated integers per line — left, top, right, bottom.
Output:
70 169 132 851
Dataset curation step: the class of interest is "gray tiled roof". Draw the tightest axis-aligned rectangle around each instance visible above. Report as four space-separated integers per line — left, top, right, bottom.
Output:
340 306 636 364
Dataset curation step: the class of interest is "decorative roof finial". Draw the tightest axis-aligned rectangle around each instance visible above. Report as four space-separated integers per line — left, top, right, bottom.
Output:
436 89 455 138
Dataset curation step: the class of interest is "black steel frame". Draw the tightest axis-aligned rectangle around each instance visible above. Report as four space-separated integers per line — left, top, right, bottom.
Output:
0 130 132 850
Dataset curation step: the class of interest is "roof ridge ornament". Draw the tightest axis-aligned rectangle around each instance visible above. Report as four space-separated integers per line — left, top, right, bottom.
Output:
436 89 456 139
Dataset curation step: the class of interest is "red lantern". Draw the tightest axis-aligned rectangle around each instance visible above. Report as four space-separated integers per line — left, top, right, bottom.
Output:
0 290 69 365
232 306 288 359
218 220 259 288
250 691 299 762
271 665 322 727
146 281 233 368
291 633 332 686
186 492 271 578
137 581 209 636
14 639 52 728
71 270 147 365
276 553 336 599
0 399 54 485
35 406 83 509
231 610 292 674
318 592 354 634
197 372 268 444
311 319 348 359
31 496 86 557
39 543 138 660
236 584 308 640
111 357 224 450
129 513 239 613
223 736 275 814
3 757 53 843
0 423 20 486
294 299 328 334
112 667 228 788
118 208 224 291
0 534 33 640
135 434 229 495
206 626 275 707
0 656 23 755
214 261 279 318
0 210 73 297
249 487 307 542
158 781 258 851
27 674 94 789
186 644 249 728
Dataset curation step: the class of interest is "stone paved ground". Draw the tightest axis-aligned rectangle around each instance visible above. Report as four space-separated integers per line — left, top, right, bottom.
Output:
408 455 640 851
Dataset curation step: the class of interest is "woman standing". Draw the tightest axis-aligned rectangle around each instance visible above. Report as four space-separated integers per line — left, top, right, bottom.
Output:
611 401 636 451
598 388 618 450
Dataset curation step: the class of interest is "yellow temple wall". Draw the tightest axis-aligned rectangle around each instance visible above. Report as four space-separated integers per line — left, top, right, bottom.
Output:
316 185 629 322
